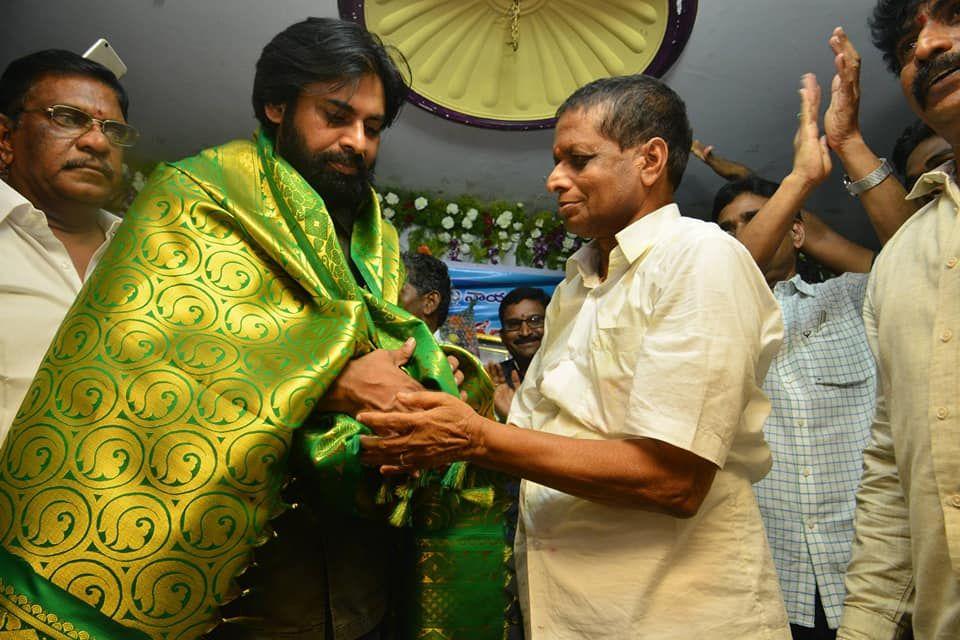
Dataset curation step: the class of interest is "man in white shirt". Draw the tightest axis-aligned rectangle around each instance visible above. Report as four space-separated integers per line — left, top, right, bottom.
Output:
0 49 135 439
360 74 790 639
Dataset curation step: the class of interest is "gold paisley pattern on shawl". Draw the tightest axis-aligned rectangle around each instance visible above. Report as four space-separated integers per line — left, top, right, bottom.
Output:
0 133 418 639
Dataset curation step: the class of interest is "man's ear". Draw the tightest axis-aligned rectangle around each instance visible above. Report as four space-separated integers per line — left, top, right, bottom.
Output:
0 114 15 171
264 103 285 126
422 290 441 317
636 137 669 188
791 219 805 250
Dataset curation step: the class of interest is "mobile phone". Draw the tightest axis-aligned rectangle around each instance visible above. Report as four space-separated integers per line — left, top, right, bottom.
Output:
82 38 127 79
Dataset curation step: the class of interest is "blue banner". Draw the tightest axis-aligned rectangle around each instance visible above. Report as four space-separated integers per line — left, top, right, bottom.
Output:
446 261 564 335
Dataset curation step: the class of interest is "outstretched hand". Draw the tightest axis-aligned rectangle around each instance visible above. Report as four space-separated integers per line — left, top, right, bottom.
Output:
358 391 485 469
691 139 714 162
792 73 832 189
824 26 863 153
319 338 424 416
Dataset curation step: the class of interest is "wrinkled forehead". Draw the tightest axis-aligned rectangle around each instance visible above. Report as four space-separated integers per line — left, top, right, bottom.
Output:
23 73 123 116
503 298 546 319
717 192 769 223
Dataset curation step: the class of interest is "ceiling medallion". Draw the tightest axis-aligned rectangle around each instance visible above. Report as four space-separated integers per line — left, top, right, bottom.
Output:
340 0 698 130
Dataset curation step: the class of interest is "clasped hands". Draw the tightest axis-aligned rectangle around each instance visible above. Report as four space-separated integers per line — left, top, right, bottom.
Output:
319 337 483 471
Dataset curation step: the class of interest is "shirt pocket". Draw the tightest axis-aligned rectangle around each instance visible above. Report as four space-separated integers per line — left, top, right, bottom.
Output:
590 325 646 426
808 340 874 389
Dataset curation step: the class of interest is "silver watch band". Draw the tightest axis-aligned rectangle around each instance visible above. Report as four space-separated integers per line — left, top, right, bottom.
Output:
843 158 893 196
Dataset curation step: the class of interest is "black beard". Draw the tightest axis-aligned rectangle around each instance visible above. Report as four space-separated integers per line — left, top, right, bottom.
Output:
913 50 960 109
275 120 376 219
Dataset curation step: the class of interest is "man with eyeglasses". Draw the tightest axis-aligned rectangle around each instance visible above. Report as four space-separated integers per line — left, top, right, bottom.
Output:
485 286 550 420
0 49 136 441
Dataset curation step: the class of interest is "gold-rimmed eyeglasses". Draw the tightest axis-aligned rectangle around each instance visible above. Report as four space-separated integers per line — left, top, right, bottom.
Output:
19 104 139 148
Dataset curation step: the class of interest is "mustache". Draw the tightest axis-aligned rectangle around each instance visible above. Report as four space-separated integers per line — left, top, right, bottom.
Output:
512 335 541 345
913 51 960 108
62 157 114 179
314 150 367 175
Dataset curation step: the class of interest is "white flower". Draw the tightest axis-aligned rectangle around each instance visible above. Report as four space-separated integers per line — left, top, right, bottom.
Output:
441 216 455 229
512 222 523 231
461 218 473 229
385 192 400 205
566 231 577 239
376 192 384 203
467 208 479 220
383 207 395 219
499 231 509 239
414 196 428 210
562 237 575 250
446 203 460 214
516 202 524 208
535 218 545 228
496 210 513 228
438 232 451 243
131 172 146 191
531 228 542 239
462 233 476 243
524 238 535 248
511 233 520 243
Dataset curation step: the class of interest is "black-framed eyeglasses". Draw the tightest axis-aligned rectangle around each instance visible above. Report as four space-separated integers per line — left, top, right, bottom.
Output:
20 104 139 148
502 315 545 333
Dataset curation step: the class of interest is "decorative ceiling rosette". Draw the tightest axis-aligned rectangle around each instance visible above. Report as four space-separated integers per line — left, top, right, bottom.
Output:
340 0 698 129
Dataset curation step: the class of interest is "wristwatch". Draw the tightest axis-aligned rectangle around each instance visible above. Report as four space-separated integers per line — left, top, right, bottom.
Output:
843 158 893 196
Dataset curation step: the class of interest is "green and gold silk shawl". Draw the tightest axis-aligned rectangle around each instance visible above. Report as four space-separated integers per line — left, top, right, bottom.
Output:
0 131 512 640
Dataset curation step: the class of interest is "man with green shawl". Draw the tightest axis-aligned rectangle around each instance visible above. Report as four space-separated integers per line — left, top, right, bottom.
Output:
0 18 513 640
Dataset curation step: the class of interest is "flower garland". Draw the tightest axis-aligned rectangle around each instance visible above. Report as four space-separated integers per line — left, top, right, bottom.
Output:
377 187 583 269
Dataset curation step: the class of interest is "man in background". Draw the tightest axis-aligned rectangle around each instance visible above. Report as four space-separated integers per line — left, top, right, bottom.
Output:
399 251 451 334
0 49 134 440
484 286 550 420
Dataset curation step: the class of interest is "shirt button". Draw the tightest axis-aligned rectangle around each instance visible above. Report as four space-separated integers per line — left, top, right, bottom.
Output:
948 257 959 269
806 518 817 531
951 495 960 509
802 467 812 478
937 407 950 420
60 261 71 270
942 329 954 343
797 419 806 428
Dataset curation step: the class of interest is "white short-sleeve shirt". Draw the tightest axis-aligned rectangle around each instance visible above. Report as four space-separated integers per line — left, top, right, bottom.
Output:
510 204 789 639
0 180 120 441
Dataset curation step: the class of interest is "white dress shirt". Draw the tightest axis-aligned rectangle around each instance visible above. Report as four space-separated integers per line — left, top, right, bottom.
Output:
0 179 120 441
510 204 790 639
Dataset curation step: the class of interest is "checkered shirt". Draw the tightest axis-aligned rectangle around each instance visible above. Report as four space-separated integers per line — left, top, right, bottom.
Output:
755 272 875 629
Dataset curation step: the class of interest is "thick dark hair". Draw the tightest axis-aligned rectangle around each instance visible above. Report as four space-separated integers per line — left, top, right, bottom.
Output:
499 286 551 325
0 49 129 119
870 0 925 75
252 17 409 138
556 74 692 190
892 118 938 178
711 175 781 222
402 252 452 327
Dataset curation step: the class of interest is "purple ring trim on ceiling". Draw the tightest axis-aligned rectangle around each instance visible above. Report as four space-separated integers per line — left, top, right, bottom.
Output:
338 0 698 130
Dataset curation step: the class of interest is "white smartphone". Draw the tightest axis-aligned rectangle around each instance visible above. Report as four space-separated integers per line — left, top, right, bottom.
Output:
82 38 127 79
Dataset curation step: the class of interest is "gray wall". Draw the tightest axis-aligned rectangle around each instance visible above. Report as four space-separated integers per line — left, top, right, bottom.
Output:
3 0 914 248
